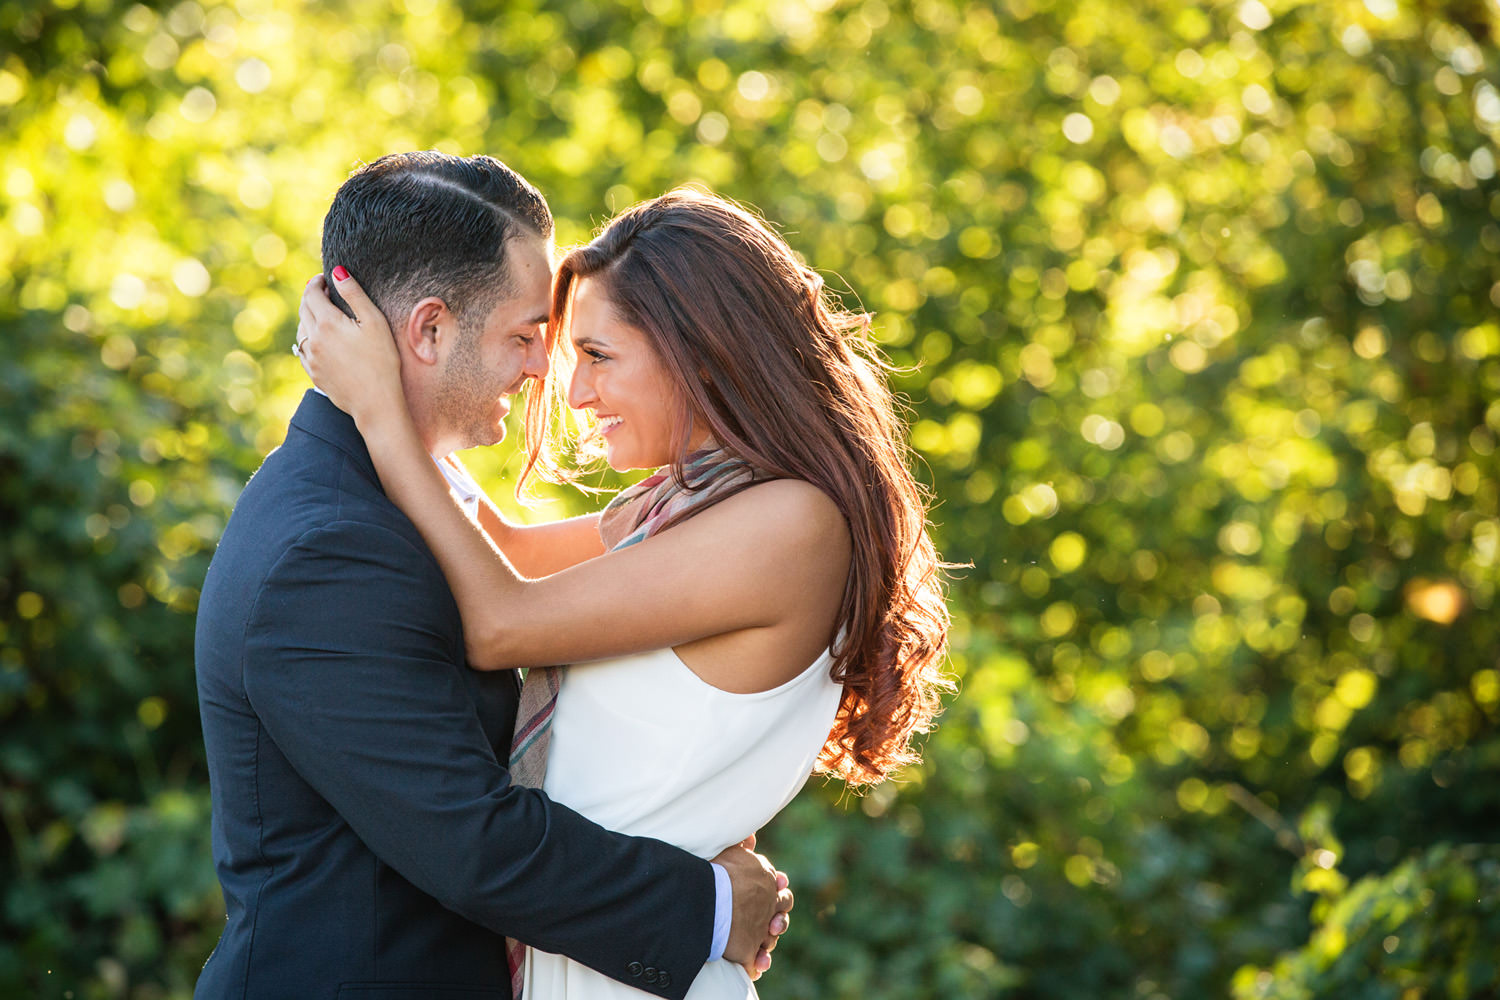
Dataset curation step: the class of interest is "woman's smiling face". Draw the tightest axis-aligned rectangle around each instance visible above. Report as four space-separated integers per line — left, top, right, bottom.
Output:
565 276 708 471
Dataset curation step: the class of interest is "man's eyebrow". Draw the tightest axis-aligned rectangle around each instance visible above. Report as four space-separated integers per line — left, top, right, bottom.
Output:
519 313 548 327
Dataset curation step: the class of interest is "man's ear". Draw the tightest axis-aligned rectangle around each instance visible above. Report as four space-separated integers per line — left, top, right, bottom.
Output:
401 297 456 365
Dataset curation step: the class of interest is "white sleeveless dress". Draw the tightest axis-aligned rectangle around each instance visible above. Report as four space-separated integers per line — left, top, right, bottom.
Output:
521 644 844 999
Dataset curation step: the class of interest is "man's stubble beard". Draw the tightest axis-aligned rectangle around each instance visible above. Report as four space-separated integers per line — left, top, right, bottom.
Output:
436 326 508 450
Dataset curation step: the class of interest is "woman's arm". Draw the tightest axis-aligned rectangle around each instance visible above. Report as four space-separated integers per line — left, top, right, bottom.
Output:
474 503 605 578
297 273 848 679
370 412 833 675
442 455 606 576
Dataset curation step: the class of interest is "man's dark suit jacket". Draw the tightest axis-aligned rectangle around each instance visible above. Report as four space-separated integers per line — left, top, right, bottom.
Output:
193 391 713 1000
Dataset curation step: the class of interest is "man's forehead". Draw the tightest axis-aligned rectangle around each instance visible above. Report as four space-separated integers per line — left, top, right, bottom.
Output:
484 289 548 330
484 238 551 313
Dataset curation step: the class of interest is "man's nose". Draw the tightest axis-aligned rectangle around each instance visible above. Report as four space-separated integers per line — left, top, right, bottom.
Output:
524 336 549 380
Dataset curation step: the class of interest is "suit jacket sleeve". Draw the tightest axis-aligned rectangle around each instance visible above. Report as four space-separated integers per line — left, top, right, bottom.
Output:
241 518 714 1000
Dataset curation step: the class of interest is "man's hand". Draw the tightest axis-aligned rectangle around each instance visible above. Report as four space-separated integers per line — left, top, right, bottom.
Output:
712 835 794 980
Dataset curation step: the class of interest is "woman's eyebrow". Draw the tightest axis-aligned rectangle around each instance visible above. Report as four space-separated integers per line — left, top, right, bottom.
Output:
572 335 608 348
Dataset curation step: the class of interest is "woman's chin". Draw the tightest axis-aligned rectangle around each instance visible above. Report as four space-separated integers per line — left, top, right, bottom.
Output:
601 432 680 471
604 446 652 473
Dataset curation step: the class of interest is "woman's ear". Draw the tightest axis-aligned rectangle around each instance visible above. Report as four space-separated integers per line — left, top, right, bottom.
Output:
402 297 454 365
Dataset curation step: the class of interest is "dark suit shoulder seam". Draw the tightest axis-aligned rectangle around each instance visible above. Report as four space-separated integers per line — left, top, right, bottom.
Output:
251 514 443 596
241 471 460 660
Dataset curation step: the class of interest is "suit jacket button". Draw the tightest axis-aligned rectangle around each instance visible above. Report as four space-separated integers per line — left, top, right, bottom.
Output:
643 967 659 984
659 971 672 988
627 961 643 977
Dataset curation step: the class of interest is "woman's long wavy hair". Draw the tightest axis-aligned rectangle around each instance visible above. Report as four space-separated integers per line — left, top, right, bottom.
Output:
522 189 952 786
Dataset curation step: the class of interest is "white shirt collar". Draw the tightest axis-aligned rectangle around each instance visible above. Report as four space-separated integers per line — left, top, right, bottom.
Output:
434 454 482 518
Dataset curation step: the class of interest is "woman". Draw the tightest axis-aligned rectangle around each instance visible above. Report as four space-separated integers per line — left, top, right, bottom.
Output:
296 189 950 998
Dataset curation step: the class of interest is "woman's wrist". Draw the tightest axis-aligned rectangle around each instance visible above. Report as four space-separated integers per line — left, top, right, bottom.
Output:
351 389 415 443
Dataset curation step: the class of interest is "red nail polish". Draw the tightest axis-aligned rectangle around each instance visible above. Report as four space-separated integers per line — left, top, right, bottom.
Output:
333 265 349 281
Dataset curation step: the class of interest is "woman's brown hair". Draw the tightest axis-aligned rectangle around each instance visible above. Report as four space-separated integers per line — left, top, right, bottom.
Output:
522 188 951 786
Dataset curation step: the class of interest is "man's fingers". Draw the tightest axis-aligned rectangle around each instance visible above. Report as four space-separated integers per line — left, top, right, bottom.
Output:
760 913 787 958
715 841 792 972
742 946 772 982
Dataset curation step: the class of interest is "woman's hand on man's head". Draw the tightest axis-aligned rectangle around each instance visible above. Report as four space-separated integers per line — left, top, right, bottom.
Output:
295 268 404 428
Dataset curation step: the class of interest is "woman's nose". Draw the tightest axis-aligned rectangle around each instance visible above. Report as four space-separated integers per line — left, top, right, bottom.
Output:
567 362 594 410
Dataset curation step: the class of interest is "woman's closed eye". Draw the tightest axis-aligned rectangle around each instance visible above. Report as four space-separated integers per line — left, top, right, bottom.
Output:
582 348 609 364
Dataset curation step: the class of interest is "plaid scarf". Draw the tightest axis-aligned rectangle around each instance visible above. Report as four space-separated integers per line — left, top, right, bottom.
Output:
598 445 759 551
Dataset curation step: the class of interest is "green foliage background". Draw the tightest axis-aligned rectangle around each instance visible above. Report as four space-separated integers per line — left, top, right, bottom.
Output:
3 0 1499 996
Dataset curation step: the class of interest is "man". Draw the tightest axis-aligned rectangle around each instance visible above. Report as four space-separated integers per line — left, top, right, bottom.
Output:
194 151 789 1000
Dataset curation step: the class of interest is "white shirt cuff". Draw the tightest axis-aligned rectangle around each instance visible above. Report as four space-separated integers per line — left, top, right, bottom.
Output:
708 862 732 963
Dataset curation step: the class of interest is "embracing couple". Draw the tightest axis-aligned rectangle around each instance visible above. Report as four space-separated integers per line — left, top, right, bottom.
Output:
193 151 949 1000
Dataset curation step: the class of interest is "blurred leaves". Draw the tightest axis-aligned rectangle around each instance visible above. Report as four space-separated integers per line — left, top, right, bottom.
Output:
1234 844 1500 1000
3 0 1499 996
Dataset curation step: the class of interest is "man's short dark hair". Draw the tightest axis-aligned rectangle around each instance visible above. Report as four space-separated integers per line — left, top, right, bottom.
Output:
320 151 553 335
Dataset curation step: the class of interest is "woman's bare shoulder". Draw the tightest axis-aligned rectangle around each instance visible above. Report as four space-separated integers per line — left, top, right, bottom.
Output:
701 478 851 558
735 477 845 524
